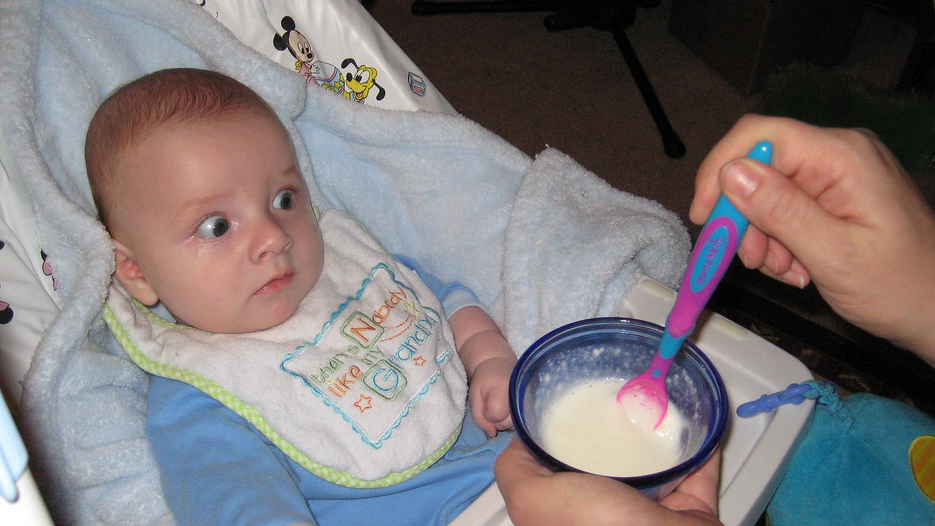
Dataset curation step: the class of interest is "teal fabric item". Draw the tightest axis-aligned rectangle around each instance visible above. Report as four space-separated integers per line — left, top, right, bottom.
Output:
768 391 935 525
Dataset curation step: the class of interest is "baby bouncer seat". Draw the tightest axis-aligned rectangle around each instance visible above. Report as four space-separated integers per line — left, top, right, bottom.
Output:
0 0 812 524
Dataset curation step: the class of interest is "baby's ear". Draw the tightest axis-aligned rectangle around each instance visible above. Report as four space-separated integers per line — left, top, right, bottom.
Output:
112 240 159 306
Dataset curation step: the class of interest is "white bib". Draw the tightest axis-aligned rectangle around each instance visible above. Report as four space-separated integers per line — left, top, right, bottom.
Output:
105 210 467 487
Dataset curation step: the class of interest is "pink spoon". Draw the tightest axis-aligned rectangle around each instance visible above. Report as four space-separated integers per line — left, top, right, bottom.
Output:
617 141 773 429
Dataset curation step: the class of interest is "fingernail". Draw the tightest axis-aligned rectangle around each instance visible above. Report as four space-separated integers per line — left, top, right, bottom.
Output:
722 160 761 198
788 269 808 289
794 273 808 289
764 252 777 272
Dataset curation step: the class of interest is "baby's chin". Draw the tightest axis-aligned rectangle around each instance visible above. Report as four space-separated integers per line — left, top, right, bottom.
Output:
164 283 311 334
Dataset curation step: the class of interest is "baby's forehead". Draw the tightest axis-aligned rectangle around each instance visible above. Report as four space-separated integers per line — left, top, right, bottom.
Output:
116 111 298 185
119 111 259 158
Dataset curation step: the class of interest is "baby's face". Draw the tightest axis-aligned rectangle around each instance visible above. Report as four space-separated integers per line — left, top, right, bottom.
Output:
109 111 324 333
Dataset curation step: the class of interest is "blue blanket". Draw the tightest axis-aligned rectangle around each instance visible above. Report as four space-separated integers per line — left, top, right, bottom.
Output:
0 0 690 523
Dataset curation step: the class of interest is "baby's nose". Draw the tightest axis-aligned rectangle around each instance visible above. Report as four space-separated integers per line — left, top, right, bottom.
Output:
253 218 293 260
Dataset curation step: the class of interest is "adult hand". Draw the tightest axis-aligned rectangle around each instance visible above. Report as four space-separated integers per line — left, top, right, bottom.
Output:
690 115 935 364
494 437 723 526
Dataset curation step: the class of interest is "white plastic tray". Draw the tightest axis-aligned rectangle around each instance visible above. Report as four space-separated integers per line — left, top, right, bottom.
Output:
453 278 814 526
0 389 53 525
0 469 53 526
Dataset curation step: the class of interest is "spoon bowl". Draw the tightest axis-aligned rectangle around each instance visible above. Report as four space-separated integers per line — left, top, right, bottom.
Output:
617 141 773 428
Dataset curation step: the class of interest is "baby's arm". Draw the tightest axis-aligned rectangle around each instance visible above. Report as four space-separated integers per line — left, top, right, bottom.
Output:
448 305 516 437
390 254 516 435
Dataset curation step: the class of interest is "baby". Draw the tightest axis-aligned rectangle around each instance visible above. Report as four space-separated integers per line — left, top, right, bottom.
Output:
85 68 516 526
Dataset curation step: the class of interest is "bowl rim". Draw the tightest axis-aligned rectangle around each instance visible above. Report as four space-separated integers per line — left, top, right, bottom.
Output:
509 317 729 488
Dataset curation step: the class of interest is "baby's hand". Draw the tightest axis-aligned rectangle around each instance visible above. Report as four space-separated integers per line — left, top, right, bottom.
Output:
447 306 516 436
468 356 515 437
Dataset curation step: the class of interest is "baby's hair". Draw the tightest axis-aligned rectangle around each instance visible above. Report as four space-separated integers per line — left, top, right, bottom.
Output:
85 68 278 227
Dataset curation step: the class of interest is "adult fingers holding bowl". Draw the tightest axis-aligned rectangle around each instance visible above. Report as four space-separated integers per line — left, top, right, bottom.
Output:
495 436 722 526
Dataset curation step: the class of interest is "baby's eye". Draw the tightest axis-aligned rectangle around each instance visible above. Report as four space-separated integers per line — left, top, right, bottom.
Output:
196 215 230 238
273 189 296 210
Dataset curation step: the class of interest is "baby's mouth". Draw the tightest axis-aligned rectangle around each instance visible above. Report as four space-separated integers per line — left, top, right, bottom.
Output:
255 271 295 296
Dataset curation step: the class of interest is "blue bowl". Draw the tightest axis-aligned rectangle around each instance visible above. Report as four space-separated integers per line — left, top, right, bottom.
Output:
509 317 729 500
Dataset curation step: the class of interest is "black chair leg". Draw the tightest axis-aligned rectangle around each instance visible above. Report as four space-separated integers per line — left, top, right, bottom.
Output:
412 0 551 15
610 25 685 159
410 0 686 158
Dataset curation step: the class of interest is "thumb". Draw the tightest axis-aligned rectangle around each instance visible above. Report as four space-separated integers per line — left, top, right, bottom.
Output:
719 158 839 264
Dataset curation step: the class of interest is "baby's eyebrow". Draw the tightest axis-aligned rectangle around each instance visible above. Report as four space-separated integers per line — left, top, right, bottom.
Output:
275 165 308 190
280 163 303 180
172 192 225 221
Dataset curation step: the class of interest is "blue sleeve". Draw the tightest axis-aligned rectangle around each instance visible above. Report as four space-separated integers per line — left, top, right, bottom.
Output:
391 254 481 316
146 376 316 526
